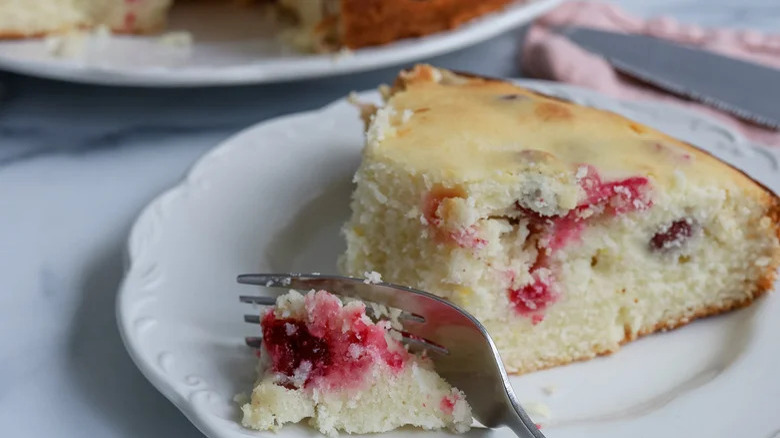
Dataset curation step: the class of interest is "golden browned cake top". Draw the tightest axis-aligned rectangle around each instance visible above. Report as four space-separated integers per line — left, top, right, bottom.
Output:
370 65 771 196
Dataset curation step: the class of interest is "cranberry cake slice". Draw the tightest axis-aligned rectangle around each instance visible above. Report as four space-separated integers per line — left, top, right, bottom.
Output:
340 65 780 374
240 290 472 436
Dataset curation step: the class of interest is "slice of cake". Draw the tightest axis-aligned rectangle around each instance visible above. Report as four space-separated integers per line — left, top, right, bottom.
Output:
340 65 780 374
240 289 472 436
0 0 172 38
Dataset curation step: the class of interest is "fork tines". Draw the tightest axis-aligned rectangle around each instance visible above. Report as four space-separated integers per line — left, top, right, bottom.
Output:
245 337 263 348
237 273 439 352
237 273 425 323
239 295 276 306
243 314 262 324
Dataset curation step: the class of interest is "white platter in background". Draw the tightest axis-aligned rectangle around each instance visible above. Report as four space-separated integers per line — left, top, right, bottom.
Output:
0 0 561 87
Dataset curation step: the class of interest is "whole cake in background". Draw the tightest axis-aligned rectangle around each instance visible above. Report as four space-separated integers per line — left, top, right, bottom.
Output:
0 0 519 51
240 289 472 436
340 64 780 374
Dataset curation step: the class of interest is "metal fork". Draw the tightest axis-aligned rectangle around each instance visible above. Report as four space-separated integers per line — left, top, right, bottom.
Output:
237 273 545 438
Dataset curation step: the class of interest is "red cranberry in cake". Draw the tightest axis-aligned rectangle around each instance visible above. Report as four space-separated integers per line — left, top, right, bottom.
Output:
340 64 780 374
240 290 472 436
650 219 697 251
508 273 556 324
260 290 406 391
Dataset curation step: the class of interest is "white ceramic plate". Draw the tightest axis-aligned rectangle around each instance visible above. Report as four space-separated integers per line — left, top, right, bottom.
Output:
0 0 560 87
117 82 780 438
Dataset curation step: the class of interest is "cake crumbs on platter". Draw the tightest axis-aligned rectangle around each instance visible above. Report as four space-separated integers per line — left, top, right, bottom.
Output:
44 24 112 59
233 392 250 405
44 31 87 58
363 271 383 284
346 92 361 104
523 401 552 419
157 31 193 48
331 47 354 62
92 24 111 50
541 384 558 396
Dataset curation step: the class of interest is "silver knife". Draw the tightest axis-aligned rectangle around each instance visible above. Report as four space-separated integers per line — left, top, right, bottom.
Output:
560 27 780 130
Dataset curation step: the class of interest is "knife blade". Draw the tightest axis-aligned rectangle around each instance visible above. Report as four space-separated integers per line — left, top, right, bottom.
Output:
559 27 780 130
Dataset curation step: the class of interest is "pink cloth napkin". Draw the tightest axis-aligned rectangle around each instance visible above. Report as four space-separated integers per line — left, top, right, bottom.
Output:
522 1 780 147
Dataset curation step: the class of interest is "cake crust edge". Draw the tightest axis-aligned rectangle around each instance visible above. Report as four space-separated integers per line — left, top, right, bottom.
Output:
508 286 771 375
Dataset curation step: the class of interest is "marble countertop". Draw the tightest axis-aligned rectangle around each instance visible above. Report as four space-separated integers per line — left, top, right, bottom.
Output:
1 1 777 437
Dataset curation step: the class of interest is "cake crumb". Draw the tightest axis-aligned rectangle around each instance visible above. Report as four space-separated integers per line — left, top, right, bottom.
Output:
44 31 87 58
378 84 392 101
92 25 111 50
524 401 552 419
158 31 193 48
346 92 361 104
233 392 250 404
44 25 112 59
363 271 383 284
541 384 557 396
331 47 354 62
